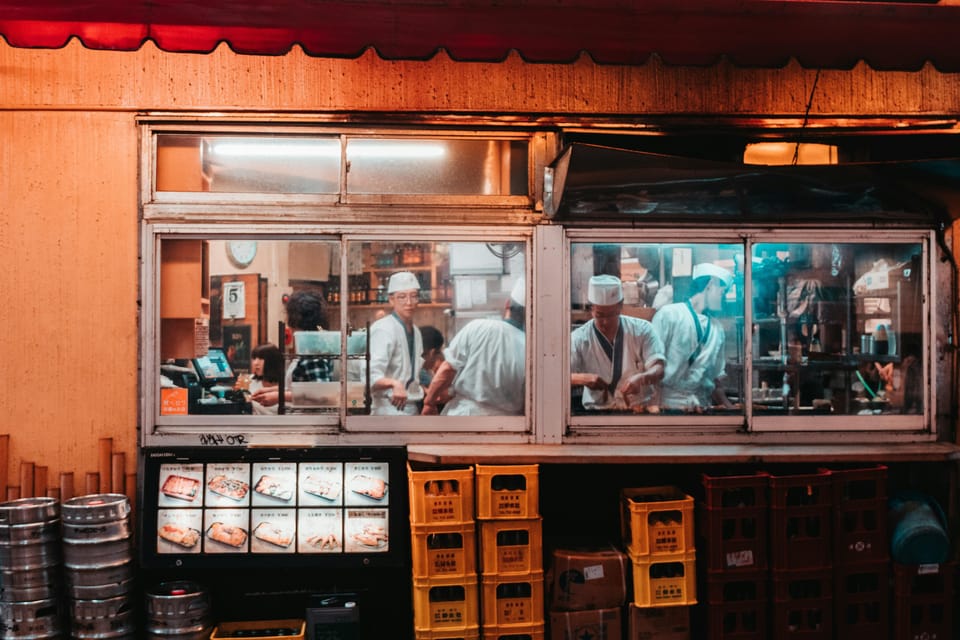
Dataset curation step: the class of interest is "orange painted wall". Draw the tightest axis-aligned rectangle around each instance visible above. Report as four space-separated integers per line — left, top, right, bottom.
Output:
1 40 959 495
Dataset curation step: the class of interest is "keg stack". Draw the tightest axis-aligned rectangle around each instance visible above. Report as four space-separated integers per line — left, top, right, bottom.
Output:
61 494 136 639
0 496 64 639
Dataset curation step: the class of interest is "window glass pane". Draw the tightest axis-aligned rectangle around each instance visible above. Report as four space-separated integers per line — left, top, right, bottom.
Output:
751 242 923 416
158 238 344 417
156 135 340 193
346 139 528 195
345 241 527 416
570 243 744 415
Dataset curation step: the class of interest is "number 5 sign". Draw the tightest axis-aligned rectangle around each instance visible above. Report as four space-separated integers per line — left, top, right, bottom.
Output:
223 281 246 319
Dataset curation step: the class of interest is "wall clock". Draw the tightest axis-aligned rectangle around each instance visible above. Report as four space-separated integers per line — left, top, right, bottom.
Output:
226 240 258 268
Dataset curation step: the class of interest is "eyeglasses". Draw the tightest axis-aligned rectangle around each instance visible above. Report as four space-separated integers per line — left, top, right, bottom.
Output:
391 292 419 302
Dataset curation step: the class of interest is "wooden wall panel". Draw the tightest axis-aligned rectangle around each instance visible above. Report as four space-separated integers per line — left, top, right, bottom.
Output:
0 41 958 116
0 110 138 487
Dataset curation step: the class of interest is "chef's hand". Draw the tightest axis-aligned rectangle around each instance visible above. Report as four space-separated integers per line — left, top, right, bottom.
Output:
583 374 609 390
421 402 439 415
391 381 408 410
617 372 649 397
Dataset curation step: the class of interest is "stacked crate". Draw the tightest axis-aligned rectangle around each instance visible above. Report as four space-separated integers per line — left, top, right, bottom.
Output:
768 469 833 640
699 471 770 640
824 465 889 640
620 486 696 639
475 464 544 640
892 561 955 640
409 464 480 640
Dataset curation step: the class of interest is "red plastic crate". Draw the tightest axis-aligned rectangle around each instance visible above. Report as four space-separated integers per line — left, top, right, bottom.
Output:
706 571 768 640
820 465 887 508
697 505 767 571
701 471 770 509
834 562 889 640
768 469 832 510
772 568 832 640
893 562 955 640
770 506 831 570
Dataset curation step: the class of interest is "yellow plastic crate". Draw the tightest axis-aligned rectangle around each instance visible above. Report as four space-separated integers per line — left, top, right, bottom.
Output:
409 464 476 525
210 619 305 639
480 571 545 627
479 518 543 575
480 622 545 640
413 576 480 632
621 485 695 556
414 625 479 640
628 550 697 608
476 464 539 520
412 522 478 579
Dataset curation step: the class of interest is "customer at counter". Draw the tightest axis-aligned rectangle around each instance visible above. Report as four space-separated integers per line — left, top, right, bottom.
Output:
250 290 331 409
245 343 284 415
422 278 526 416
571 275 665 411
369 271 424 415
653 263 737 412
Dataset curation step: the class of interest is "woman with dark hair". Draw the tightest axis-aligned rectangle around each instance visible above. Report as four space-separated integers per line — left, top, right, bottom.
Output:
247 343 284 415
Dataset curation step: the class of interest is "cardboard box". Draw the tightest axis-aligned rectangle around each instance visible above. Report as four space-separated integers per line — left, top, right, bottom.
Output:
549 608 621 640
548 544 628 611
627 605 690 640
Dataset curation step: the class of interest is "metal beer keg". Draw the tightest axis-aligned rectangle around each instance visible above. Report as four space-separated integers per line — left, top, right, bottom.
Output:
144 581 212 640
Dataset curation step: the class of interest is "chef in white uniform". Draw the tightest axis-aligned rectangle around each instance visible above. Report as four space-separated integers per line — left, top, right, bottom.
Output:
571 275 665 410
653 262 735 412
422 277 526 416
369 271 424 415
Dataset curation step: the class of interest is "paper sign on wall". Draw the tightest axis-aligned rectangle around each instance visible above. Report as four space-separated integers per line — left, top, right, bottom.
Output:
223 281 246 319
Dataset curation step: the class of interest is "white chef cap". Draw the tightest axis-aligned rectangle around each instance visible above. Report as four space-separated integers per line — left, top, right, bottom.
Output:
692 263 734 287
509 277 526 306
387 271 421 294
587 274 623 306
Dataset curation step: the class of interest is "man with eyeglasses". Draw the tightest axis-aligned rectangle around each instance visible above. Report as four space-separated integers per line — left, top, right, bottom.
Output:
653 262 736 412
368 271 424 415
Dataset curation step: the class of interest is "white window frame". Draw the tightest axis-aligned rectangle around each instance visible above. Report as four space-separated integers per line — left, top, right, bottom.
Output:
561 227 937 443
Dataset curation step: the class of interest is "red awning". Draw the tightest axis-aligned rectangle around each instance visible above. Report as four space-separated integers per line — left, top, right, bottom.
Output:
2 1 960 71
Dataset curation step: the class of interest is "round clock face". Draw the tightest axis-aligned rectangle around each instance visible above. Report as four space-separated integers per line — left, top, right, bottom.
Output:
226 240 258 268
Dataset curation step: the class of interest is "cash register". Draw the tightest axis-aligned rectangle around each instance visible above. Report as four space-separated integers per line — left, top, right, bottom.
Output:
190 347 247 414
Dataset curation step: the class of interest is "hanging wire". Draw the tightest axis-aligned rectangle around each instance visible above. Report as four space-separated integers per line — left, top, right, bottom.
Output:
793 68 822 165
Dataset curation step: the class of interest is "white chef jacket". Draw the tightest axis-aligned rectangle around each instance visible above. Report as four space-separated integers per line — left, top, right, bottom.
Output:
653 301 727 410
571 315 665 410
441 318 525 416
369 313 423 415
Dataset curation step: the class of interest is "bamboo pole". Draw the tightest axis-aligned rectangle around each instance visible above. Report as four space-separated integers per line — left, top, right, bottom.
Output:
59 472 75 502
34 466 47 500
85 472 100 496
0 435 9 500
98 438 113 493
111 453 125 494
19 462 34 499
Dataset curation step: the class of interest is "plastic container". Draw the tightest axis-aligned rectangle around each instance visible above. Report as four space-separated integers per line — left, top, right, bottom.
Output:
480 572 545 627
700 471 769 509
628 550 697 608
413 626 479 640
888 491 950 564
698 504 767 572
412 577 479 632
822 465 888 564
475 464 539 520
834 562 888 640
479 518 542 575
771 568 833 640
411 522 477 579
211 618 306 639
621 486 695 556
893 561 955 640
706 571 768 640
479 622 544 640
408 465 475 525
